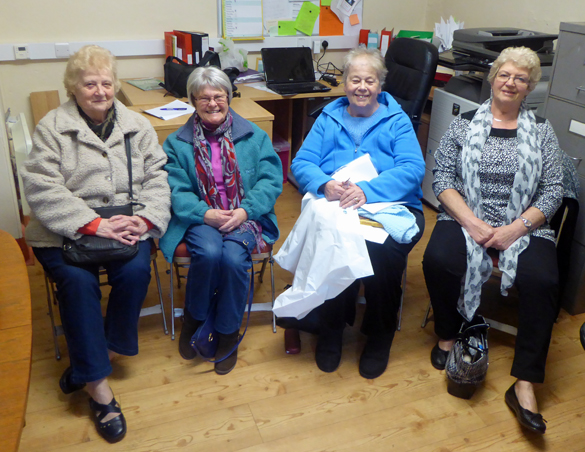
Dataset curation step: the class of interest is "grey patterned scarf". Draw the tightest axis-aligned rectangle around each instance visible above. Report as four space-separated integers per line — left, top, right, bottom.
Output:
459 98 542 321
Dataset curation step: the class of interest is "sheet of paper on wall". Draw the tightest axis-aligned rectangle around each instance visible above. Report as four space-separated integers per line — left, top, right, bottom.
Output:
295 1 320 36
331 0 361 22
434 16 465 52
142 100 194 120
291 0 320 35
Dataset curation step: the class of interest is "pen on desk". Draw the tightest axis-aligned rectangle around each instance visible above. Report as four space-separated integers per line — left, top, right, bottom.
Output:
342 178 351 188
160 108 187 111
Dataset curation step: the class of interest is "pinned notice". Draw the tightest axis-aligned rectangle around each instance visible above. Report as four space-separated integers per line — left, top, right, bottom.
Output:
278 20 297 36
295 2 320 36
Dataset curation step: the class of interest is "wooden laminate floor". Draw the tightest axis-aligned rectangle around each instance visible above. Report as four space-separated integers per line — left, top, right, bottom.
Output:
19 183 585 451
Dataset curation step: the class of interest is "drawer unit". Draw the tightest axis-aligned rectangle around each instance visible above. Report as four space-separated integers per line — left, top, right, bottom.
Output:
549 25 585 108
544 97 585 177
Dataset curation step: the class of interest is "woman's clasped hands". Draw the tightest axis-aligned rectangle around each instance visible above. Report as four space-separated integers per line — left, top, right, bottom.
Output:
323 180 366 209
96 215 148 245
464 217 527 251
204 208 248 232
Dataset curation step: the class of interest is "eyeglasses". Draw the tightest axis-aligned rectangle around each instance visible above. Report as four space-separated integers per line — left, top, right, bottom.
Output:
496 72 529 87
194 95 228 105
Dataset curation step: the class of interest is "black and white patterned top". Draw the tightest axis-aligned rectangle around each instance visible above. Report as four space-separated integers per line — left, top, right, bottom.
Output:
432 109 563 242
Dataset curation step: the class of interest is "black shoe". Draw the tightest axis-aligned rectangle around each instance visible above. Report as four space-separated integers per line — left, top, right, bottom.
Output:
505 383 546 434
359 332 395 379
580 322 585 351
430 343 449 370
59 366 86 394
315 327 344 373
89 396 127 443
179 310 202 360
214 331 240 375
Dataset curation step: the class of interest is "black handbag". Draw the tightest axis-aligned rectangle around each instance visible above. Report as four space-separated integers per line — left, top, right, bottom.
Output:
62 135 140 265
445 315 490 399
160 51 221 98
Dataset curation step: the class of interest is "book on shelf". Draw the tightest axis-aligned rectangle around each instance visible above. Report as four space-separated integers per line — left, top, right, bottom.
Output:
175 31 209 65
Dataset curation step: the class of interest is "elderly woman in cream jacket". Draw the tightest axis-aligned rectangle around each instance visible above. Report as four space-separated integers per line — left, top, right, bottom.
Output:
21 45 170 443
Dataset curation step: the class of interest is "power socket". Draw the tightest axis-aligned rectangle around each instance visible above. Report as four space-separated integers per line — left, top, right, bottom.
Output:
14 44 29 60
313 40 321 54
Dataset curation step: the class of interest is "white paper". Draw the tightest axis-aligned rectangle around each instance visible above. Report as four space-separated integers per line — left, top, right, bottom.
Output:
434 16 465 52
359 224 388 243
331 153 378 183
361 201 406 214
142 100 194 120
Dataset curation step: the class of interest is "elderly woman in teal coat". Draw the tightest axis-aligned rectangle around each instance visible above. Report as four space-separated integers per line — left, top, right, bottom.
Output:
160 66 282 375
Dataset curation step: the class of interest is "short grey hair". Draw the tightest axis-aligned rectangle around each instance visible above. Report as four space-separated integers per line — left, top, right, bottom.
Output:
341 47 388 87
487 46 542 91
186 66 232 105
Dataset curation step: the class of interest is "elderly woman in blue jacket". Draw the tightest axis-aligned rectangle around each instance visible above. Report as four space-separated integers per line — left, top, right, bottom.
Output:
160 66 282 375
291 47 425 379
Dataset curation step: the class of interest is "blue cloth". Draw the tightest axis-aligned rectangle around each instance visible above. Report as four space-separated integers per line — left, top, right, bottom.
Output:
34 240 153 384
291 92 425 211
159 109 282 263
183 225 255 334
358 205 419 244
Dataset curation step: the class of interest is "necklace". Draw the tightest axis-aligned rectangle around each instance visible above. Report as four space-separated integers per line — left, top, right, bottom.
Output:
493 117 516 122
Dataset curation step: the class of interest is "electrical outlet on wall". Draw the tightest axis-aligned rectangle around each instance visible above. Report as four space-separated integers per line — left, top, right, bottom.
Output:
13 44 29 60
313 40 321 54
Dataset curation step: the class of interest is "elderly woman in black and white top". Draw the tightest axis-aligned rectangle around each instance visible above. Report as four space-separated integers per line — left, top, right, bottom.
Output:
422 46 562 434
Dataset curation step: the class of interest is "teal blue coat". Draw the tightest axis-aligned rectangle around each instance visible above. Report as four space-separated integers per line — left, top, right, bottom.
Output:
159 110 282 262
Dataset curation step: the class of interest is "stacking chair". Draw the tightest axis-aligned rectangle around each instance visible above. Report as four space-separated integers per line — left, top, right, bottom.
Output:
45 241 167 360
169 240 276 340
421 197 580 334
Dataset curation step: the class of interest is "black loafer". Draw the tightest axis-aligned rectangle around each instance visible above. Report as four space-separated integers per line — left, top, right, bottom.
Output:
580 322 585 351
505 384 546 434
59 366 86 394
89 396 127 443
430 343 449 370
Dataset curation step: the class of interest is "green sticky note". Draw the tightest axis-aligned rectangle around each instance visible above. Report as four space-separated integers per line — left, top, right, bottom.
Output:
295 2 320 36
321 0 332 6
278 20 297 36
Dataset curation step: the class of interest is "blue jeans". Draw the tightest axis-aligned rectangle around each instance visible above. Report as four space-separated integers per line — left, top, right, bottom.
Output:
183 224 255 334
34 240 152 384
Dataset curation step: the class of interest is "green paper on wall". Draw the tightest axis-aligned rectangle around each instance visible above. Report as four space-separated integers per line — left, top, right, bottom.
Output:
321 0 332 6
295 2 320 36
278 20 297 36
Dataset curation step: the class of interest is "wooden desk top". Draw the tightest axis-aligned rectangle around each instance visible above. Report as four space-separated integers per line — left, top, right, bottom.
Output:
119 80 346 107
127 97 274 131
0 230 32 452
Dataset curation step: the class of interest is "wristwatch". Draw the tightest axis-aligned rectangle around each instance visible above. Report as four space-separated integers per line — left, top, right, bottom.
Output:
519 216 532 230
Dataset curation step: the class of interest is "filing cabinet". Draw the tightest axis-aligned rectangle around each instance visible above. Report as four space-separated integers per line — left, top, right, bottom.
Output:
543 22 585 314
422 88 479 208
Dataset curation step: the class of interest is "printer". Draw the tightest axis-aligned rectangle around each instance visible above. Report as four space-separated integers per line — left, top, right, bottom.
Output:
438 27 557 109
452 28 557 64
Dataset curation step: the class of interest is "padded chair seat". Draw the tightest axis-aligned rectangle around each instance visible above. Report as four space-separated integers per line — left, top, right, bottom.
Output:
173 239 271 258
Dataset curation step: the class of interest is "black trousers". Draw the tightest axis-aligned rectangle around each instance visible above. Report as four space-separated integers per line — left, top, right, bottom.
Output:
422 220 559 383
320 207 425 337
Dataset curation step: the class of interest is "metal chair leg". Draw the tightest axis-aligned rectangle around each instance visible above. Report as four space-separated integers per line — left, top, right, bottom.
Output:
45 273 61 360
151 259 168 335
170 260 176 340
270 252 276 333
421 300 432 328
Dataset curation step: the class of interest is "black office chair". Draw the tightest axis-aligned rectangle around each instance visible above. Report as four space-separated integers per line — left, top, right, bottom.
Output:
383 37 439 133
308 38 439 132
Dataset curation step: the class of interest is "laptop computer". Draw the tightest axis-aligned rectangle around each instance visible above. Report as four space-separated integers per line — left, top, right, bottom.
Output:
261 47 331 95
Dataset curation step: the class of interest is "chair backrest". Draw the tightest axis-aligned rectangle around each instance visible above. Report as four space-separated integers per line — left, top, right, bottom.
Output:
30 91 60 126
383 38 439 131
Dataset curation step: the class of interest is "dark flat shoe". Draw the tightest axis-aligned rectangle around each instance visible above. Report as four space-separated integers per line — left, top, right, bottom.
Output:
179 310 202 360
430 343 449 370
59 366 86 394
89 396 127 443
505 383 546 434
214 331 240 375
580 322 585 351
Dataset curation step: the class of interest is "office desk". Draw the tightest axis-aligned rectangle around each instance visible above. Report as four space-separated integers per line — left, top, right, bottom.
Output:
0 230 32 452
127 98 274 144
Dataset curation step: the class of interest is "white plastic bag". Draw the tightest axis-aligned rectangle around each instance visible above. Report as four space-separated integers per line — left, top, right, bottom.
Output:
274 194 374 319
218 38 248 72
